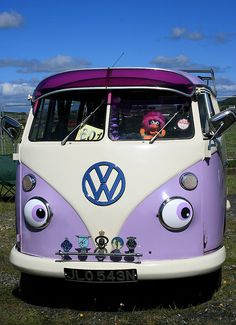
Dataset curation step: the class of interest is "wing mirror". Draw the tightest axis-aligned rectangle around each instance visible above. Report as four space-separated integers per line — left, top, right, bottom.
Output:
209 108 236 138
0 116 22 140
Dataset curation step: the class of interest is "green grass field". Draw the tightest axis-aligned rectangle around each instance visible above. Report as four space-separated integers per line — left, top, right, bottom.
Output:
225 123 236 167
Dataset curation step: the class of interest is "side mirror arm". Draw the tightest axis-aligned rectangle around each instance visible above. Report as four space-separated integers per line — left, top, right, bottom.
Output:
208 121 224 150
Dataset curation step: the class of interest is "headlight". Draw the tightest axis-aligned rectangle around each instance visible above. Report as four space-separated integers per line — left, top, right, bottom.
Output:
22 174 36 192
24 197 53 230
180 173 198 191
158 197 193 232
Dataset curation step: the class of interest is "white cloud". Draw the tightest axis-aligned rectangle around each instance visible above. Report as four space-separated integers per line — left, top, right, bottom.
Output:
187 32 204 41
0 82 34 96
170 26 235 44
171 27 186 39
216 83 236 96
150 54 196 69
0 81 35 105
30 54 91 72
0 54 92 103
171 27 204 41
0 55 92 73
149 54 227 73
149 55 236 96
0 11 23 28
213 32 236 44
214 77 236 96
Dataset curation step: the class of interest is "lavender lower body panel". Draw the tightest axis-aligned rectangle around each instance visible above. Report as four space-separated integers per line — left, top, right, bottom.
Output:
18 164 95 258
17 153 225 263
119 153 225 260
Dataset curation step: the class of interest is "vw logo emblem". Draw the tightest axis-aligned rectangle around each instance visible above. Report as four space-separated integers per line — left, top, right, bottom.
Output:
82 161 126 206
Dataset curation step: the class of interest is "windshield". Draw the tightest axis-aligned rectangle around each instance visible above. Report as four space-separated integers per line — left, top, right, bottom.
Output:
29 90 107 141
108 90 194 141
29 89 194 142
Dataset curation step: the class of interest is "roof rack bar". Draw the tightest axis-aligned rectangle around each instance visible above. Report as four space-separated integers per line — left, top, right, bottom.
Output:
182 68 216 95
182 68 215 80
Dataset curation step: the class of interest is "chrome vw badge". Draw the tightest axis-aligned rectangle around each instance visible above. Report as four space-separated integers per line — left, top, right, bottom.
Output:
82 161 126 206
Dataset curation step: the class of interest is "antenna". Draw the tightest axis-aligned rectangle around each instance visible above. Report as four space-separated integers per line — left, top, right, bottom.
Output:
112 52 125 67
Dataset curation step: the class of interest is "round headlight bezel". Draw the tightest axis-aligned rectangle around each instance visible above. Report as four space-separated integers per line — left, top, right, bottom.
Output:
24 197 53 230
179 172 198 191
22 174 36 192
158 196 194 232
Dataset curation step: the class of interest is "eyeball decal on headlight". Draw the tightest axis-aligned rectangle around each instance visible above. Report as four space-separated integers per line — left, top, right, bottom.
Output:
158 197 193 232
24 197 53 230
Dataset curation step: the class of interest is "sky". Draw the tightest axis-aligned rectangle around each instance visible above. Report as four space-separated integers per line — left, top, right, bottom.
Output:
0 0 236 106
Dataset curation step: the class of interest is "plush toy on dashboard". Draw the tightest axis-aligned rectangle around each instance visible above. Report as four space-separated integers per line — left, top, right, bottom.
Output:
140 111 166 140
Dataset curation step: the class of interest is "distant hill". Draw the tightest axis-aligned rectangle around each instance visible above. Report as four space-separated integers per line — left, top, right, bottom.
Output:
218 96 236 109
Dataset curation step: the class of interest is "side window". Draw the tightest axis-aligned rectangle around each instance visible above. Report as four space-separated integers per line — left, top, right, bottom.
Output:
198 93 215 136
29 98 50 140
29 98 80 141
29 91 107 141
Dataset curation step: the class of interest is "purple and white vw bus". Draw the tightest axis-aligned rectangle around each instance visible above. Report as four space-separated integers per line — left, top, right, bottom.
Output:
6 68 236 294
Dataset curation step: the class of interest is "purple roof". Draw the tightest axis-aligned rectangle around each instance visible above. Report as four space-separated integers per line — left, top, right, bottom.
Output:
33 68 204 100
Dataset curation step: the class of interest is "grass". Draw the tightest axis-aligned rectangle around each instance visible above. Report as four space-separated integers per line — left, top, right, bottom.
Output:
227 174 236 195
225 123 236 161
226 122 236 194
225 123 236 173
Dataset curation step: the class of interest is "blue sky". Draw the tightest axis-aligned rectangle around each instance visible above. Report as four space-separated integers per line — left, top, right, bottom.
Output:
0 0 236 105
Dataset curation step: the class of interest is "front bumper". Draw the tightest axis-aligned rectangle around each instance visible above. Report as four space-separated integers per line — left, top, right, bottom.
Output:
9 245 226 280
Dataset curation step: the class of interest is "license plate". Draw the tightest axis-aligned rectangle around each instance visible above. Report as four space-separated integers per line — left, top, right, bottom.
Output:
64 268 138 283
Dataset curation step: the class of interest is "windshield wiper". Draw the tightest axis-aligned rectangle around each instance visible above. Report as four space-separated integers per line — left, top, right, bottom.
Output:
61 100 106 145
149 111 180 144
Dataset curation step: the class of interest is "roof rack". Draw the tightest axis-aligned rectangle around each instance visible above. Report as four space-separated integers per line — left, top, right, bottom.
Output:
182 69 217 95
